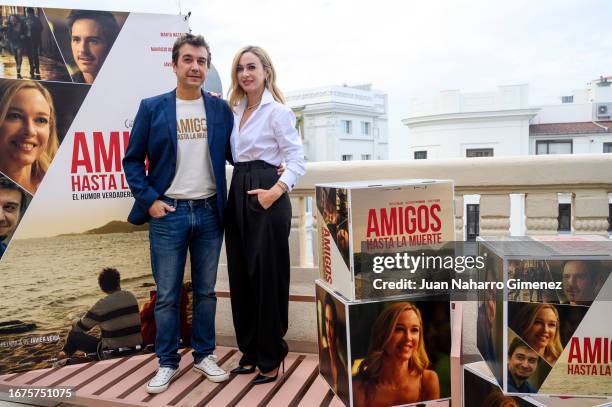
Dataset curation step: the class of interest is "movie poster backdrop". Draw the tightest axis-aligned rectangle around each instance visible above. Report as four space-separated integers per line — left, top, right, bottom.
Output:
0 6 71 81
0 78 90 194
0 7 189 374
43 8 128 84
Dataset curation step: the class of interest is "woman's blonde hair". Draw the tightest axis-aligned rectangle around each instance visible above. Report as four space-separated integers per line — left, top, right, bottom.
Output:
516 303 563 363
228 45 285 108
0 80 59 184
357 302 430 383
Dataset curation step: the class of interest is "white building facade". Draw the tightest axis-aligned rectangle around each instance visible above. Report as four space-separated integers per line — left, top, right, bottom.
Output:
530 78 612 155
402 77 612 160
286 84 388 162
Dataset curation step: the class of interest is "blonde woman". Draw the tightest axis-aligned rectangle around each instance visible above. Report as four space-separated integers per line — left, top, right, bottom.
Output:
0 80 58 193
353 302 440 407
514 303 563 365
225 46 305 385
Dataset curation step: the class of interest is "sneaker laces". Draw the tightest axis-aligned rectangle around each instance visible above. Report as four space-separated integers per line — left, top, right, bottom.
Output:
152 367 176 383
201 355 225 375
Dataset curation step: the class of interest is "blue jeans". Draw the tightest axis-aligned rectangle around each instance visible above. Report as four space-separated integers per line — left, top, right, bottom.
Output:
149 196 222 368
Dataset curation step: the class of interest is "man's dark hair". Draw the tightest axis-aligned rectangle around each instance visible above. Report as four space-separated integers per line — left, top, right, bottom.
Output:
0 175 27 217
172 33 211 67
67 10 120 47
26 7 35 15
98 267 120 293
508 337 535 358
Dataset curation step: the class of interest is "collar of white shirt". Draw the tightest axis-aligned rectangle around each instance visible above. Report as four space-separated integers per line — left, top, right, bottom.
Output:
236 88 275 116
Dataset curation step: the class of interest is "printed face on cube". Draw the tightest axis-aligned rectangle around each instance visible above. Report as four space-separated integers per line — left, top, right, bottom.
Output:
562 260 595 304
384 309 420 361
523 307 557 356
508 346 538 380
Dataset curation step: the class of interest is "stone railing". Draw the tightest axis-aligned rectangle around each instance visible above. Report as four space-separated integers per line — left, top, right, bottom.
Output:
288 154 612 268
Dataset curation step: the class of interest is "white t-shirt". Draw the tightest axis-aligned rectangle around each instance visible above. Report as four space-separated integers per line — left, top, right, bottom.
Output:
164 97 216 199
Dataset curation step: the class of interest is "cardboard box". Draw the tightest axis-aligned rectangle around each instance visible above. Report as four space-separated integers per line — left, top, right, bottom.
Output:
316 179 455 301
315 280 451 406
476 236 612 398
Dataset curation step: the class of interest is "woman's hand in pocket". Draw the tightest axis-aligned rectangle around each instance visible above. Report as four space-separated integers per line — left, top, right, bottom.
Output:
247 184 284 209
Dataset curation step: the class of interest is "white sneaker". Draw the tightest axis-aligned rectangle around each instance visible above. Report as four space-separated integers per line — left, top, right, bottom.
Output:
193 354 230 382
146 367 179 393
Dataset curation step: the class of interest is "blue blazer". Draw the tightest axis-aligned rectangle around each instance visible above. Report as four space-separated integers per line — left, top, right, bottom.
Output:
123 89 233 225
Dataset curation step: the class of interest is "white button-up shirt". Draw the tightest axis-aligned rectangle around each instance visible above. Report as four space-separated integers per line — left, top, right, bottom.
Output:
230 89 305 191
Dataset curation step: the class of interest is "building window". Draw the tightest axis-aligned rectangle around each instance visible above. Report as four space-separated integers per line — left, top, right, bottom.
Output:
414 151 427 160
604 143 612 153
466 204 480 241
341 154 353 161
361 154 371 160
466 148 494 158
361 121 370 135
561 95 574 104
558 203 571 232
536 140 573 155
341 120 352 134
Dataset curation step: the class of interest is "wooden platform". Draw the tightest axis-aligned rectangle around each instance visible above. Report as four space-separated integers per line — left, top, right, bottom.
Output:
0 347 344 406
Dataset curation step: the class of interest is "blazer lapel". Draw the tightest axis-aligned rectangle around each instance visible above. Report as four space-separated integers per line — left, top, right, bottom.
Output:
203 91 215 154
163 90 178 157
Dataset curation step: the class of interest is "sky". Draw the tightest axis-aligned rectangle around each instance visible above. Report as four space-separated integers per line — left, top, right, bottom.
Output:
4 0 612 159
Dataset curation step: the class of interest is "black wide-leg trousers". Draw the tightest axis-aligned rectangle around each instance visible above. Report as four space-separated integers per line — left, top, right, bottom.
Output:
225 160 292 373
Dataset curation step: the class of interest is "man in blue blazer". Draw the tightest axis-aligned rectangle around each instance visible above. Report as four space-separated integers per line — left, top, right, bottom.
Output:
123 34 233 393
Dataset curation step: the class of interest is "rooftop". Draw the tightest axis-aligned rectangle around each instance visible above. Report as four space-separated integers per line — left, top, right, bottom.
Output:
530 121 612 135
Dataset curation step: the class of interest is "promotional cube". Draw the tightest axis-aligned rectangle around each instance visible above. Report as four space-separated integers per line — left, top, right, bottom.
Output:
476 236 612 398
315 280 451 406
316 179 455 301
